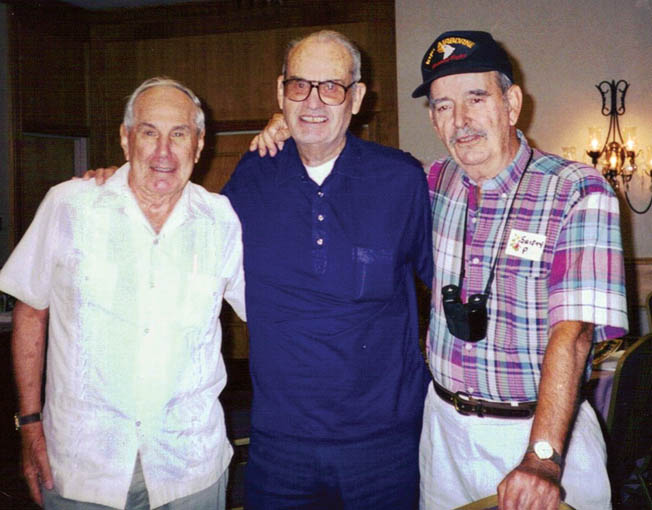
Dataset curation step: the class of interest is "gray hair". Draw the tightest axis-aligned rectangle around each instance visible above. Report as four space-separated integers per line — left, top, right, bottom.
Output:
282 30 362 83
123 76 205 133
495 71 513 95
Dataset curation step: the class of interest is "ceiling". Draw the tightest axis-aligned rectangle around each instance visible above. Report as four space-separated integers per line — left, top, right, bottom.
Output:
57 0 213 10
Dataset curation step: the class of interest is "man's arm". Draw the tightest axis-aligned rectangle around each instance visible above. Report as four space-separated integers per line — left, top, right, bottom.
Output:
497 320 593 510
12 300 53 506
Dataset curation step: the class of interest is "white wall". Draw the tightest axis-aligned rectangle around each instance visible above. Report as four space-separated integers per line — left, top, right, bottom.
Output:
396 0 652 258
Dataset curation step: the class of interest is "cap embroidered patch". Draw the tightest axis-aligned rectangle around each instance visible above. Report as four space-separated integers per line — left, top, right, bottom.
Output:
428 37 478 71
411 31 513 98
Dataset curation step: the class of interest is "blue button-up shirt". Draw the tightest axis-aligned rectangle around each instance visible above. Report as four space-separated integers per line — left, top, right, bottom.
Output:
223 133 432 440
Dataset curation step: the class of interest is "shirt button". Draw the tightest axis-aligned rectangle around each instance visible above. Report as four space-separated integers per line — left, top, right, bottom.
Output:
135 420 141 427
153 239 159 245
471 217 477 224
467 387 474 394
465 343 474 351
144 328 150 334
472 257 480 264
316 238 324 246
317 191 324 197
501 193 508 199
317 214 324 222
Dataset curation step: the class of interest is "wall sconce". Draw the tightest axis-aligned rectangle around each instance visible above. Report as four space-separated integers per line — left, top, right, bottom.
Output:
586 80 652 214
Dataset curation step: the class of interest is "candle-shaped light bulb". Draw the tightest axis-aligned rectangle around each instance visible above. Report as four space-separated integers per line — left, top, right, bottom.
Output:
609 153 617 168
626 138 635 151
591 138 599 151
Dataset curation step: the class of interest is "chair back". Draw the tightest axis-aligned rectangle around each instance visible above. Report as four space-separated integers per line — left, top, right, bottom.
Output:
453 494 576 509
605 333 652 500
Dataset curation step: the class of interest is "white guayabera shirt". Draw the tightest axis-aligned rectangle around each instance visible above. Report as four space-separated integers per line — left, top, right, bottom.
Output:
0 164 246 509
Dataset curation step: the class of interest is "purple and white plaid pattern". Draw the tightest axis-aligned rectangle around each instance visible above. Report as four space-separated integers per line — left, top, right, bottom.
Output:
427 131 628 402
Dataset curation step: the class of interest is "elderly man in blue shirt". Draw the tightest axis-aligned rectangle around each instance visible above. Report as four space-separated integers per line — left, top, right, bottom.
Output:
223 30 432 509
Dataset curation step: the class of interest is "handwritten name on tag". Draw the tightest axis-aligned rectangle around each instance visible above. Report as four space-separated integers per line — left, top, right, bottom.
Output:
505 229 546 261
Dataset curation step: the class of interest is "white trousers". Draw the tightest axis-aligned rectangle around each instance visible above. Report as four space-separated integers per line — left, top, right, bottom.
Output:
419 382 611 510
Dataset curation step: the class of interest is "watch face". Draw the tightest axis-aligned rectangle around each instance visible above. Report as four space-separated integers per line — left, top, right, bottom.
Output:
534 441 553 459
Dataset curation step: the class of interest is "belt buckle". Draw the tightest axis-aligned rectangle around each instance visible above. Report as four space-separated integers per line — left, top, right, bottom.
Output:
453 391 472 416
453 391 485 417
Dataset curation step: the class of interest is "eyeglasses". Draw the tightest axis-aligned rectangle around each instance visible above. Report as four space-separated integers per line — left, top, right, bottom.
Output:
282 79 357 106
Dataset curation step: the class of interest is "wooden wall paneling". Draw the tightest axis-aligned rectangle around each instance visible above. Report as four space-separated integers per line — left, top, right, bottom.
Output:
9 3 91 243
360 5 399 148
198 132 255 192
89 0 393 41
11 4 90 134
17 135 78 236
88 38 139 168
17 30 89 134
87 1 398 166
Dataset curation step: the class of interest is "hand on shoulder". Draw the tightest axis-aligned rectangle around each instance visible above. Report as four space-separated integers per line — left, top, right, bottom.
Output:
249 113 290 158
75 166 120 185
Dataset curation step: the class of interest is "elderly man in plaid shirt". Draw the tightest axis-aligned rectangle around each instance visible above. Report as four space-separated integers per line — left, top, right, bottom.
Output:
413 31 628 510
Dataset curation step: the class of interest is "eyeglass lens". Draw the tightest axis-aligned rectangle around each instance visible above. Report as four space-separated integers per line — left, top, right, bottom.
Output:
284 79 350 106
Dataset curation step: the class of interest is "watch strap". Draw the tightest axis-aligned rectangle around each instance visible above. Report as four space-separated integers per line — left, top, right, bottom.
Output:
14 412 42 430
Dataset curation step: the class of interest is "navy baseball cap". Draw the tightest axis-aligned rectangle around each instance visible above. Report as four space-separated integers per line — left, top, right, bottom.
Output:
411 30 513 98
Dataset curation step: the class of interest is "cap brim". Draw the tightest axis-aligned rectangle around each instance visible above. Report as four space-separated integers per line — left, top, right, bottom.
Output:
411 64 509 99
411 80 433 98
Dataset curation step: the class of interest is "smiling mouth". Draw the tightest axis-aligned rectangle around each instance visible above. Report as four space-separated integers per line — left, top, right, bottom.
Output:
151 166 175 173
300 114 327 124
451 132 486 146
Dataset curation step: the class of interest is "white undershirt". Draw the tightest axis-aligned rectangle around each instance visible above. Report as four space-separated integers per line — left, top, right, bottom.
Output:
305 156 337 186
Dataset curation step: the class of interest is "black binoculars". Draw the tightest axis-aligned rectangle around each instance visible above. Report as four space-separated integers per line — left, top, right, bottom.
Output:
441 284 488 342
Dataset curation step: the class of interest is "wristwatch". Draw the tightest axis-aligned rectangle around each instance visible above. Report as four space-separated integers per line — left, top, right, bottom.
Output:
14 412 42 430
527 440 563 467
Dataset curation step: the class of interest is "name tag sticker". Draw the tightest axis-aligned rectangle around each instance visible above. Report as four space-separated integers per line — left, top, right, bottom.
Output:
505 229 546 261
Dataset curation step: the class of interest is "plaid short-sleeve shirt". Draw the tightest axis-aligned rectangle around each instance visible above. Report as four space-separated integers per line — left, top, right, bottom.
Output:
427 131 628 402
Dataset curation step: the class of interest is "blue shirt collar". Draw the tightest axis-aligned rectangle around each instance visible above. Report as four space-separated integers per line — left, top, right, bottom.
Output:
275 132 369 185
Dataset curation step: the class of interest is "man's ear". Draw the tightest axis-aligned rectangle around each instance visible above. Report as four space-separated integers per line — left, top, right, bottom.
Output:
119 124 130 161
351 82 367 115
277 75 285 111
195 130 205 164
506 84 523 126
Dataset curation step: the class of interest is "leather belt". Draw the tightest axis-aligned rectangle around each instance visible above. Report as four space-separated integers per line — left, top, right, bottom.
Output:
432 379 536 419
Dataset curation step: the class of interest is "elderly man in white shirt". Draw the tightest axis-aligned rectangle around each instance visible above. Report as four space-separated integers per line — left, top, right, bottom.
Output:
0 77 245 510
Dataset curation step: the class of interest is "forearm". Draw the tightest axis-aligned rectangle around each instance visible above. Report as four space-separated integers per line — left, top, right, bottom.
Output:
529 320 594 455
12 301 49 415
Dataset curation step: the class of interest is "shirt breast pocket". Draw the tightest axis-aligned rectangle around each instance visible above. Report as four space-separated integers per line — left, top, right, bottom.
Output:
493 265 549 349
352 247 398 302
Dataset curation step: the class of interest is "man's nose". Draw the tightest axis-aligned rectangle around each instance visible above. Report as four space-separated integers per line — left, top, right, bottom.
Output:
305 85 324 108
453 104 468 129
156 137 171 157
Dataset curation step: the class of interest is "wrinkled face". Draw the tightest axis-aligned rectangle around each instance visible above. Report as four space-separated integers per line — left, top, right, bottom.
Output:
428 72 522 182
277 38 366 162
121 86 204 199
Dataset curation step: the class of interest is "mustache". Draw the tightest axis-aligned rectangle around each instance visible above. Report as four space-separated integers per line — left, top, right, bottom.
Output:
449 127 487 145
